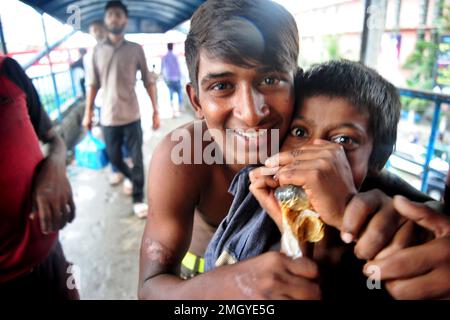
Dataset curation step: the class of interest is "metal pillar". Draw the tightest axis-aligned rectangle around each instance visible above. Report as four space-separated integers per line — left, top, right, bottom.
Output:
0 15 7 55
41 14 62 123
359 0 388 68
421 100 442 192
359 0 372 63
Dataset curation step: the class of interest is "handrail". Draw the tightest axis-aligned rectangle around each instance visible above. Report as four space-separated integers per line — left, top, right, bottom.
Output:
398 87 450 104
30 68 81 122
396 88 450 193
22 29 77 70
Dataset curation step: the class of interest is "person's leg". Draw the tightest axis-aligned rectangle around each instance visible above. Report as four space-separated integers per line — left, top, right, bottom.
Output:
102 125 132 180
166 81 174 105
175 80 184 110
123 120 144 203
80 77 86 97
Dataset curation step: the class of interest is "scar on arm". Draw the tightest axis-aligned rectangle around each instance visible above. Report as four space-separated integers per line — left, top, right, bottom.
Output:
234 273 256 298
144 238 177 266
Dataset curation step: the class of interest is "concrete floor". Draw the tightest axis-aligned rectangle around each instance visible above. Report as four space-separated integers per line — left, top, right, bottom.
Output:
60 81 195 299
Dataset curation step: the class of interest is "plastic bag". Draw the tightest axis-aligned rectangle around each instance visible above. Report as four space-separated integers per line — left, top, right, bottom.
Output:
274 185 324 258
75 131 109 170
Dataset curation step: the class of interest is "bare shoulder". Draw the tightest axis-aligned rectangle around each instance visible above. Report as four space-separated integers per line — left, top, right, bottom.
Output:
150 120 212 189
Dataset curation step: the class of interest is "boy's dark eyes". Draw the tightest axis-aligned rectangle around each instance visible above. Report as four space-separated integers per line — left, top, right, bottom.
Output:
260 76 280 86
331 135 358 148
210 82 232 91
290 127 308 138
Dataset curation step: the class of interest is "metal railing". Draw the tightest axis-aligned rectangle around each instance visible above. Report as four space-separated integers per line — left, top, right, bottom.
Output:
30 68 80 122
392 88 450 193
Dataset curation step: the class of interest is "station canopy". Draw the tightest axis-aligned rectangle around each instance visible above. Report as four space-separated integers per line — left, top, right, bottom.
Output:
21 0 205 33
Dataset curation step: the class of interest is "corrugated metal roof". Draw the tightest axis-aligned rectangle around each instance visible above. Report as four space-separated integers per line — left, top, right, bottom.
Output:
20 0 205 33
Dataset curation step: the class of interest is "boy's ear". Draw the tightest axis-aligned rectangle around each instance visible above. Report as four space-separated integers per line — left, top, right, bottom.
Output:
186 83 204 119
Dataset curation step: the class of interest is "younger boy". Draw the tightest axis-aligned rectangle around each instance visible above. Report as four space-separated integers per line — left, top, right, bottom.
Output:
205 60 432 299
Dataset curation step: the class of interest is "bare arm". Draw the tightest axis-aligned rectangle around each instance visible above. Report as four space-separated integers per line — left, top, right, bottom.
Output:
138 132 321 300
145 82 160 129
137 46 160 129
145 82 159 114
138 134 207 298
82 85 99 130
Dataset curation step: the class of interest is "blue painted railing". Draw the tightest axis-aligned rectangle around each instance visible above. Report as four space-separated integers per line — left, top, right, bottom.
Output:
396 88 450 192
30 68 80 122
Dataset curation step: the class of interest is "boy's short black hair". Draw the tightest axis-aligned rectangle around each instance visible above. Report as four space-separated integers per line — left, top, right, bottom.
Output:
167 43 174 51
105 0 128 17
298 60 401 173
185 0 299 92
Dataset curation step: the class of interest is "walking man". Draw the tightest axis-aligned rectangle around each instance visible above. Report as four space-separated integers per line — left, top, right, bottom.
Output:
161 43 183 117
82 0 159 218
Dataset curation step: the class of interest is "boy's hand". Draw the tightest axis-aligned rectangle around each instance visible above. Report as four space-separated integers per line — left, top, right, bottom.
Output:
265 139 357 229
223 252 321 300
249 166 283 231
341 189 410 260
364 196 450 299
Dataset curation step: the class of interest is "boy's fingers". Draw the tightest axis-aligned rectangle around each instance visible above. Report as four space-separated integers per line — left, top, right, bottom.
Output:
286 256 320 280
249 179 282 228
354 200 404 260
249 166 280 181
384 269 450 300
374 220 417 260
282 276 322 300
393 196 450 238
364 238 449 280
275 168 307 187
265 152 293 167
341 190 385 243
276 159 327 178
249 177 271 189
265 144 342 167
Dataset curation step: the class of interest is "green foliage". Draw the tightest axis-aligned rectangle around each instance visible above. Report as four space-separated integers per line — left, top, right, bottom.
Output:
324 35 341 60
402 3 449 113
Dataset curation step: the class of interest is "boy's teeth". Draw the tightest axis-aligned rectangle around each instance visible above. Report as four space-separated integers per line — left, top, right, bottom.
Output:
235 129 267 138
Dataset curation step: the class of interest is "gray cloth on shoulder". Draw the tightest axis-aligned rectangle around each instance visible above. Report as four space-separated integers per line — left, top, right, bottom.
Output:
204 166 279 271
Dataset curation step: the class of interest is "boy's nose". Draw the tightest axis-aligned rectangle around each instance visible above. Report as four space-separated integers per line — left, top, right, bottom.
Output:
233 86 270 127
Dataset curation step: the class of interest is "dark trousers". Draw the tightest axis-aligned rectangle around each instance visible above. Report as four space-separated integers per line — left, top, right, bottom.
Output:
0 241 79 300
102 120 144 203
166 80 183 106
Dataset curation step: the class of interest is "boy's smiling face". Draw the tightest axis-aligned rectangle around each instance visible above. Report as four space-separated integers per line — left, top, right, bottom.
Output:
187 50 295 168
282 95 374 189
